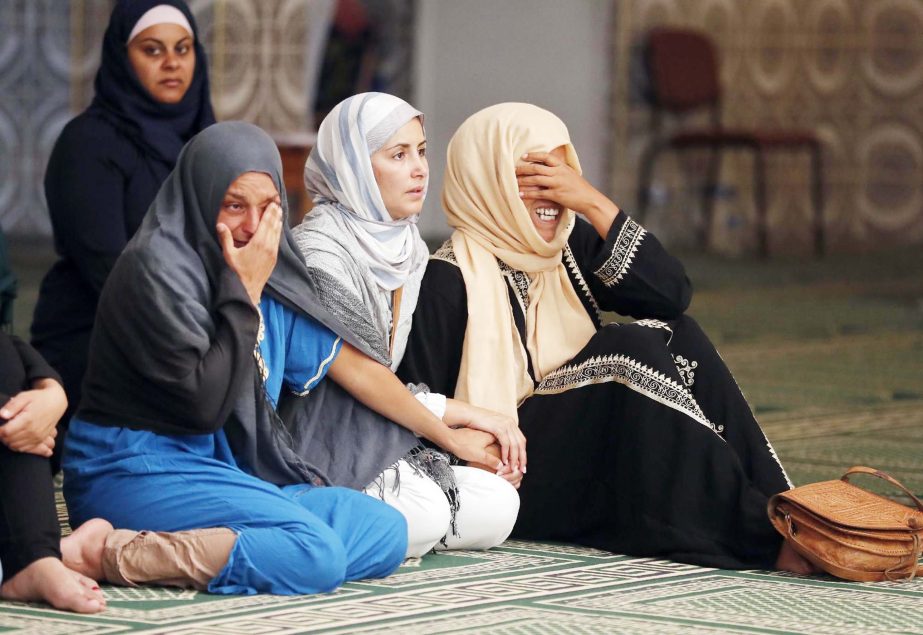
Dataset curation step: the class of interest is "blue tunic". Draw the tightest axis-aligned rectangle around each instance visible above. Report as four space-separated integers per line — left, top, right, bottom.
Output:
255 295 342 408
63 296 406 595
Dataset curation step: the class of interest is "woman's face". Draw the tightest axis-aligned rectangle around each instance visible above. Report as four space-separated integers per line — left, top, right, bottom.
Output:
521 145 568 242
127 23 195 104
216 172 281 247
370 118 428 220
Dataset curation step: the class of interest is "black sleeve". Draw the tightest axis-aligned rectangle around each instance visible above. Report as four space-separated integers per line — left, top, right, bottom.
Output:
44 118 132 294
570 213 692 320
10 336 62 387
166 268 261 432
397 260 468 397
81 266 260 436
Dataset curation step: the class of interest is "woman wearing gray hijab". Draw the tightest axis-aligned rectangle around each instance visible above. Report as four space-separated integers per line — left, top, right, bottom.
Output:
61 122 414 595
291 93 522 557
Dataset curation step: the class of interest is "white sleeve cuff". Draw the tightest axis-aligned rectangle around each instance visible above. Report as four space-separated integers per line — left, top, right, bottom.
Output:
414 391 447 420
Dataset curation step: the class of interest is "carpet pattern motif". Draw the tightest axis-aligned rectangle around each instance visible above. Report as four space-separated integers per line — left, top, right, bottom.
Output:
2 538 922 634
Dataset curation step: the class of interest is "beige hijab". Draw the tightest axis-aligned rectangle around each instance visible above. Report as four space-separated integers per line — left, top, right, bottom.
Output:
443 103 596 420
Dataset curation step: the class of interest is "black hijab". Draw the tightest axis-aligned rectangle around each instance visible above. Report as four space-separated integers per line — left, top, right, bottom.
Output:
82 122 390 485
88 0 215 168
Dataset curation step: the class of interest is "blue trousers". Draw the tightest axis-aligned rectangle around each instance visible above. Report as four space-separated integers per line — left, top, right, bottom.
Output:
63 418 407 595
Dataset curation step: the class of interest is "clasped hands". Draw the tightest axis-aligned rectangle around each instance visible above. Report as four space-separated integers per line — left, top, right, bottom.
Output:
447 402 527 489
0 378 67 457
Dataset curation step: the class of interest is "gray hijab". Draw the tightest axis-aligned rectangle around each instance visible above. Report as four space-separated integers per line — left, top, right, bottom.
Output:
90 121 386 486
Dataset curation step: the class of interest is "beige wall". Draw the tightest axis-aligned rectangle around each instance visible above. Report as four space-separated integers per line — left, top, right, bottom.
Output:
412 0 615 242
613 0 923 254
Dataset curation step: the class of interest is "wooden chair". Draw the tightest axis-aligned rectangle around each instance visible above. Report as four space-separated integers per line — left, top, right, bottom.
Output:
636 28 825 256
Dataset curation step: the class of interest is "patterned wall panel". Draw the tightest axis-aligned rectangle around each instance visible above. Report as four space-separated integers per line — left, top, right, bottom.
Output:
190 0 334 133
0 1 96 236
613 0 923 254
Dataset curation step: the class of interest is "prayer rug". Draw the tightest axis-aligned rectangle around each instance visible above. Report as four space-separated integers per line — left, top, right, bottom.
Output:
2 539 922 634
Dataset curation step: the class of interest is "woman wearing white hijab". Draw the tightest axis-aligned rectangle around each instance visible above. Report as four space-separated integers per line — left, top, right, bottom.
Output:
292 93 521 557
399 103 812 574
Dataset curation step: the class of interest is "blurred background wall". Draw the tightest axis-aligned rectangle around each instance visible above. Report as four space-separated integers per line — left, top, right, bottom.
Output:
2 0 922 256
613 0 923 255
412 0 613 240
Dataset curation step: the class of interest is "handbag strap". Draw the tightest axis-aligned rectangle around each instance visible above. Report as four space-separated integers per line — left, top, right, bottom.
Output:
842 466 923 513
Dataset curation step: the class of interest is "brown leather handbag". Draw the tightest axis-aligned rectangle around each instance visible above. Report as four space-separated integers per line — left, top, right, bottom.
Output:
767 466 923 582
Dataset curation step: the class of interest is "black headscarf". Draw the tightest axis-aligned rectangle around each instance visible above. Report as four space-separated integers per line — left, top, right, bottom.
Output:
81 121 396 485
87 0 215 167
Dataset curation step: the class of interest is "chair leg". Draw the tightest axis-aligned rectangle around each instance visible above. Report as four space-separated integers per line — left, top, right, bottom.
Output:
752 147 769 258
810 143 824 257
637 142 663 225
700 145 721 250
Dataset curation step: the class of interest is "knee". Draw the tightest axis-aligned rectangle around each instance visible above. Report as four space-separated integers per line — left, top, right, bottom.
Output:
450 470 520 549
670 315 720 359
670 314 709 345
477 477 520 540
673 314 699 330
291 533 348 593
406 495 452 558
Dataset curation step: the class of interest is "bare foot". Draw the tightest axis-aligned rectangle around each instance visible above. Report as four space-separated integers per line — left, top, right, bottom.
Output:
0 557 106 613
61 518 114 581
775 540 816 575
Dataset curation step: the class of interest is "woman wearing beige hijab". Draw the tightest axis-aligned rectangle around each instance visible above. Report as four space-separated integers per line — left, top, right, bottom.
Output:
399 103 812 573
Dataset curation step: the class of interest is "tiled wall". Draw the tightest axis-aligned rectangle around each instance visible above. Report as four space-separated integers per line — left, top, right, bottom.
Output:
612 0 923 254
0 0 77 237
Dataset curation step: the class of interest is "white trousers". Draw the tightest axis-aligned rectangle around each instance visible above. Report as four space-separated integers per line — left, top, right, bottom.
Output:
364 461 520 558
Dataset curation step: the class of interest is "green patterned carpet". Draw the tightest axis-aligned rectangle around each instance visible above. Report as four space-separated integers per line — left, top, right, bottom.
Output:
3 539 923 633
2 244 922 633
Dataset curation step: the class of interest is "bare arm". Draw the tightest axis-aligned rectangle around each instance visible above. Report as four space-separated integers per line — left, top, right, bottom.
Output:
328 342 502 468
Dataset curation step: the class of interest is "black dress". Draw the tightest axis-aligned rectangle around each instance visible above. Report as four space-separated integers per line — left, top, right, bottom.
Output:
0 334 63 580
398 213 791 569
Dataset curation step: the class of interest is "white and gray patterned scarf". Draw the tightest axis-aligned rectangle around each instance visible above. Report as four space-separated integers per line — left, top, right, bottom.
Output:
302 92 426 291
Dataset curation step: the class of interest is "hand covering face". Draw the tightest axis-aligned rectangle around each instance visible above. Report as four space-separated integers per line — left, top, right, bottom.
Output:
442 103 596 420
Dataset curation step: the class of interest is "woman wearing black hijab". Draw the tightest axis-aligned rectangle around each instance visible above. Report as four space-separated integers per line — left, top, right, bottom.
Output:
31 1 215 471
